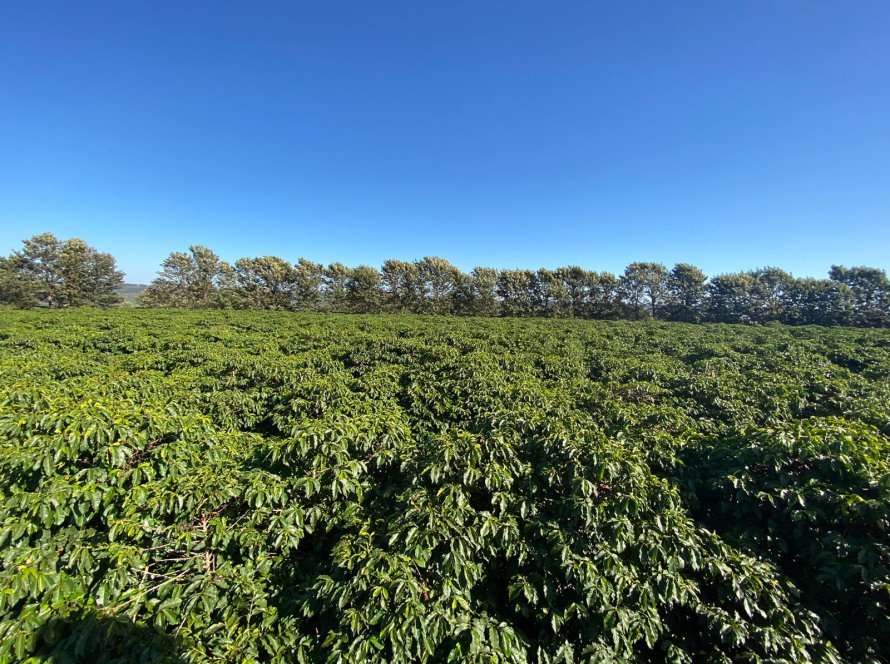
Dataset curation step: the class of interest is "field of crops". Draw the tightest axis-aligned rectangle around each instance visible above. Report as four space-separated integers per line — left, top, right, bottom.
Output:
1 310 888 663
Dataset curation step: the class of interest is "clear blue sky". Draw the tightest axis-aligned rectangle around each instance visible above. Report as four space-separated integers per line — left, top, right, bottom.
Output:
2 1 888 283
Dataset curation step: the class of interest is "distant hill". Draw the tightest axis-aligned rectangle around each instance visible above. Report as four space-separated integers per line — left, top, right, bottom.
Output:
116 283 147 306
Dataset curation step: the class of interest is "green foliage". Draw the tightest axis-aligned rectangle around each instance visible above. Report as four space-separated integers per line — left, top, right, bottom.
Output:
6 231 882 326
0 310 888 662
0 233 123 309
619 262 668 319
681 419 890 660
829 266 890 327
149 251 886 326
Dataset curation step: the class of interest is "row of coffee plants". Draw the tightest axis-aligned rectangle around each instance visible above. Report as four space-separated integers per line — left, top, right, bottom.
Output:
0 310 888 662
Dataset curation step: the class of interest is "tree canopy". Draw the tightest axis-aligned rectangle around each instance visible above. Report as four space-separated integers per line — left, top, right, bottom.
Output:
0 233 123 308
2 233 888 327
135 244 887 327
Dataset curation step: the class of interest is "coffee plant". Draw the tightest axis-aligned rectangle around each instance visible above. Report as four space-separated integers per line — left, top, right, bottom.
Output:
0 310 887 662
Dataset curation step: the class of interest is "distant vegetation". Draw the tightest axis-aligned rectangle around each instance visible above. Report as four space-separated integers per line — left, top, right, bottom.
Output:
115 283 148 306
2 233 888 326
1 311 888 661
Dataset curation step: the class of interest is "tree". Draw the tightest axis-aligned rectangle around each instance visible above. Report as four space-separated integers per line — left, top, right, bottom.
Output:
829 266 889 327
190 246 227 307
469 267 500 317
496 270 537 317
534 269 570 317
706 273 758 323
749 267 795 323
345 265 383 313
10 232 63 307
139 252 194 307
215 261 240 309
1 233 123 308
233 256 297 310
58 239 124 307
783 278 853 326
140 246 228 308
665 263 707 322
590 272 623 319
452 267 499 316
416 257 462 315
293 258 325 310
323 263 352 312
556 266 595 318
0 256 38 307
381 260 423 313
620 262 668 319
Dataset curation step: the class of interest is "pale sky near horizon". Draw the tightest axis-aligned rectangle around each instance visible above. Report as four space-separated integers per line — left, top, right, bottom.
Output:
1 1 888 283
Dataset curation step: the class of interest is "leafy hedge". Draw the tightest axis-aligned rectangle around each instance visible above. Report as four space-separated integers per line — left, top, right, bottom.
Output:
0 311 887 662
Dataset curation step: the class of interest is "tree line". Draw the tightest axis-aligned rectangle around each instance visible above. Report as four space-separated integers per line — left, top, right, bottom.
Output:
1 233 888 326
137 244 890 326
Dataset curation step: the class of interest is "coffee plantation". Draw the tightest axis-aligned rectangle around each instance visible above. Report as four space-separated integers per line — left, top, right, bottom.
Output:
0 310 888 663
